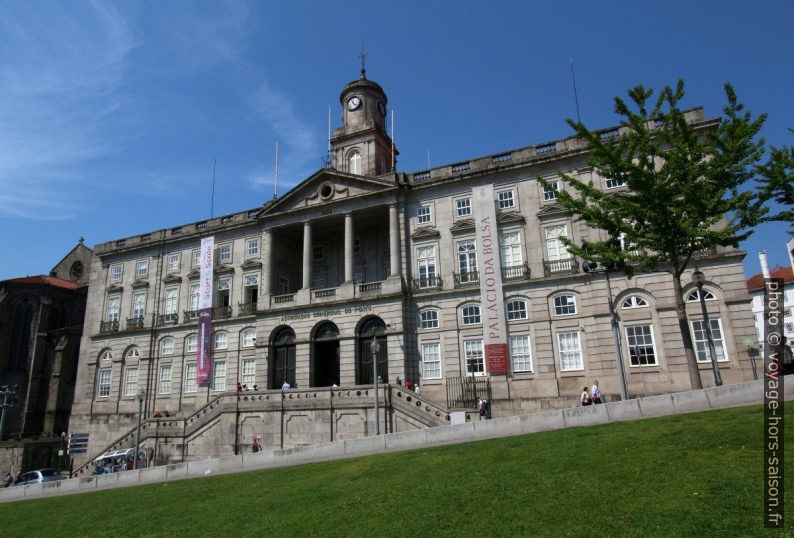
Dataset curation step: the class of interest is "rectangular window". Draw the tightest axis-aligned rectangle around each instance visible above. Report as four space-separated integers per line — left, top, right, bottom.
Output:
159 364 172 395
189 284 200 311
786 322 793 333
543 180 559 201
106 295 120 322
554 294 577 316
213 332 228 350
456 198 472 217
218 244 232 264
625 324 658 366
217 279 231 307
279 276 290 294
97 368 111 397
313 246 323 260
691 319 727 363
558 331 583 371
421 343 441 379
605 177 626 189
167 253 181 273
184 363 197 393
510 335 532 372
464 339 485 376
417 205 431 224
124 367 138 397
457 240 477 274
111 264 123 283
500 231 522 267
353 239 361 253
246 238 259 258
242 358 256 386
462 305 481 325
497 190 515 209
132 292 146 319
136 259 149 278
164 287 179 314
545 225 569 261
191 250 200 269
417 246 437 288
213 360 226 391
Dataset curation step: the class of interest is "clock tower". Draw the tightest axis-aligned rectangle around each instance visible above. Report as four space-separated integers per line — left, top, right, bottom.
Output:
330 66 398 176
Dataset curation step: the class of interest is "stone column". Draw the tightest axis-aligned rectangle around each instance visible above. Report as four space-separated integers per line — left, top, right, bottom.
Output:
262 229 272 296
389 203 401 277
302 221 312 290
344 213 354 283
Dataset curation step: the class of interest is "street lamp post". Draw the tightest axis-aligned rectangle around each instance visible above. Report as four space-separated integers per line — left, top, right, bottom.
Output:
0 385 18 442
692 269 723 386
370 338 381 435
583 262 629 400
134 389 146 469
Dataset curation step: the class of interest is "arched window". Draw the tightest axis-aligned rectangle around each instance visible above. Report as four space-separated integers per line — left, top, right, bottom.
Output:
419 308 440 329
461 304 481 325
553 294 576 316
160 337 175 355
125 347 140 359
186 334 198 353
686 289 715 302
621 295 649 309
99 349 113 362
213 331 228 350
348 151 361 175
506 299 528 320
242 328 256 348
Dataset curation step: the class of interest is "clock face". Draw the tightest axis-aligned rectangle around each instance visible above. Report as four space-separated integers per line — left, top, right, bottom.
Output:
377 101 386 117
347 96 362 111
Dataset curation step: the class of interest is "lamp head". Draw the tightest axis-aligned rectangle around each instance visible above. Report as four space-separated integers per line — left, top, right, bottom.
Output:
691 269 705 287
370 339 380 354
136 388 146 402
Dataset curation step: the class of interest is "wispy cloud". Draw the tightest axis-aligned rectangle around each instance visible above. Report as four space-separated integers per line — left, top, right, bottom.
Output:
0 2 136 219
246 82 319 193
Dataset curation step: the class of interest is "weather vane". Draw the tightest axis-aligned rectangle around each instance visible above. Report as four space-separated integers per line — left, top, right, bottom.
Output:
359 45 367 79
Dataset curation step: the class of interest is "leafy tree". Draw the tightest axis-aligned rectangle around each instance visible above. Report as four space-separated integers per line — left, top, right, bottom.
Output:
757 130 794 234
542 80 766 389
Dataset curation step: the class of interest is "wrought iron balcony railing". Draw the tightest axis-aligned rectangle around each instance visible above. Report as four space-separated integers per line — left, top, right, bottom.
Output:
543 257 578 277
99 320 119 334
238 302 257 316
126 317 145 330
412 276 442 293
453 271 480 288
212 305 232 319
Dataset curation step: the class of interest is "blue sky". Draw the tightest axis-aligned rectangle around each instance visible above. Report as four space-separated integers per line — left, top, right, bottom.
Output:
1 0 792 281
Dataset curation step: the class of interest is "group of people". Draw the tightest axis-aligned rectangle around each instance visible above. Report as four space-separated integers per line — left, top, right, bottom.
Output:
237 382 259 392
580 380 603 406
395 377 421 394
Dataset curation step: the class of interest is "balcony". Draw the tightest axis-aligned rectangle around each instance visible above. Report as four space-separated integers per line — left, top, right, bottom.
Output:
543 257 578 277
184 309 199 323
501 264 530 282
126 317 145 330
238 302 257 316
158 313 179 326
412 276 442 293
358 282 382 293
454 271 480 289
99 320 119 334
273 294 295 304
212 305 232 319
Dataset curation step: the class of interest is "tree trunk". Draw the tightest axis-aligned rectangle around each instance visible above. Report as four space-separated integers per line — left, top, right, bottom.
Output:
672 273 702 390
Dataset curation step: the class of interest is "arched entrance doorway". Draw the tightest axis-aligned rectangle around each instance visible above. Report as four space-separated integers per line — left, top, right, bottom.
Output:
311 322 340 387
356 317 387 385
269 326 296 389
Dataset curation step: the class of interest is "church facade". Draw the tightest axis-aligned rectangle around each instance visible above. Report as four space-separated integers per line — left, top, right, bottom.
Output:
69 72 758 459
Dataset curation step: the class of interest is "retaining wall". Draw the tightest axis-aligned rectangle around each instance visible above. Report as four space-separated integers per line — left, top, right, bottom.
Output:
2 378 787 504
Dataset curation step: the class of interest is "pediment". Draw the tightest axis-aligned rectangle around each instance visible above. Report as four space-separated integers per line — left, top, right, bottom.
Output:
132 278 150 288
536 203 569 220
262 169 396 215
106 284 123 293
497 212 526 226
240 259 263 270
161 274 182 284
450 219 475 235
187 268 200 279
215 264 235 275
411 227 440 240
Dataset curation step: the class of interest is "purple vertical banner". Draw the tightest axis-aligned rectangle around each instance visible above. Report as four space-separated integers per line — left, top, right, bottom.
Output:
197 236 214 386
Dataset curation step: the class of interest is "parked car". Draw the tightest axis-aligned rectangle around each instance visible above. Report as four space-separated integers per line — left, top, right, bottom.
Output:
12 469 62 486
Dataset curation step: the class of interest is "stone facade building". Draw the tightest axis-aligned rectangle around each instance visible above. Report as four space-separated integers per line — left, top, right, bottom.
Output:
68 73 758 466
0 241 92 473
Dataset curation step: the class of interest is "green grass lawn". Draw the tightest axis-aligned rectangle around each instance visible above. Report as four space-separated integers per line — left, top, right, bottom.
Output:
1 403 791 536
